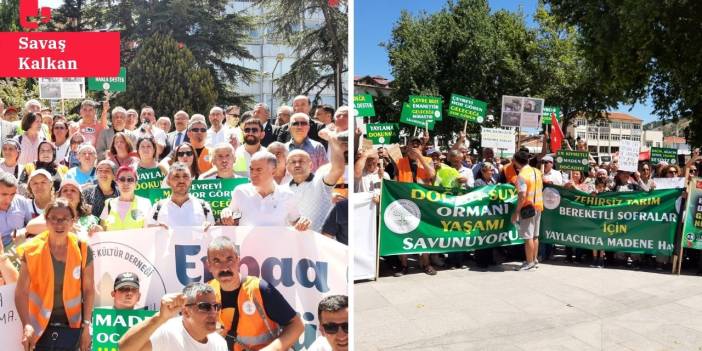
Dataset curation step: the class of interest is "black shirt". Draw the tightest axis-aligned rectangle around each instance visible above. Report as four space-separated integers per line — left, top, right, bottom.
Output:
322 199 348 245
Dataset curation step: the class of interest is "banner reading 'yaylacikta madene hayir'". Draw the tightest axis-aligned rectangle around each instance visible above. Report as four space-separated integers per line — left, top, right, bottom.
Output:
540 185 682 255
379 180 522 255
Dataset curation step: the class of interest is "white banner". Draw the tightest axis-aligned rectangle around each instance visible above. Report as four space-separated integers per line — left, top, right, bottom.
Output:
352 193 377 281
619 141 641 172
500 95 544 128
480 127 516 154
0 284 23 351
89 227 347 350
652 177 685 189
38 77 85 100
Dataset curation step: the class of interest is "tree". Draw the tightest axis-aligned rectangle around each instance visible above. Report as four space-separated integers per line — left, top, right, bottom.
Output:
254 0 348 106
0 0 19 31
546 0 702 147
116 33 217 117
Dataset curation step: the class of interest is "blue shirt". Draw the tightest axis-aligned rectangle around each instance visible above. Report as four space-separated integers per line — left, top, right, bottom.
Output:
0 195 33 245
65 167 97 186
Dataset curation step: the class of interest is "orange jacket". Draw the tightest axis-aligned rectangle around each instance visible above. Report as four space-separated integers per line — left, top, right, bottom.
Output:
396 157 433 184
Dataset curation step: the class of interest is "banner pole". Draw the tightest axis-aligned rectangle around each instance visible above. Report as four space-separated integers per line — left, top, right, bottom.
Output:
375 180 384 281
516 127 521 150
675 182 691 274
463 120 468 135
61 98 65 115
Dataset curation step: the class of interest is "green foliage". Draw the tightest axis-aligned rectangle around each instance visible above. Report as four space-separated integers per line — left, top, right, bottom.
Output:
116 33 217 117
254 0 348 105
0 79 38 109
0 0 19 31
547 0 702 147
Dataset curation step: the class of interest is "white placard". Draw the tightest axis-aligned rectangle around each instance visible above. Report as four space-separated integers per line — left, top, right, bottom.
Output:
0 284 23 351
352 192 378 281
619 141 641 172
500 95 544 128
481 127 516 154
39 77 86 100
652 177 685 189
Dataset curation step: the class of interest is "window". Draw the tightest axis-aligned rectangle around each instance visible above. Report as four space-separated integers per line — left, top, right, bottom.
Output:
621 122 632 129
611 121 621 128
611 134 620 141
645 141 653 147
576 119 587 127
588 133 597 141
633 123 641 129
577 132 586 140
621 135 631 140
611 147 619 153
632 135 640 141
599 133 609 140
599 146 609 153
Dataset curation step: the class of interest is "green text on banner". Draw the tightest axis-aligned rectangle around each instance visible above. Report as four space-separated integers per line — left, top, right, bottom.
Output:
555 150 590 171
92 308 156 350
540 186 681 255
147 178 249 220
400 102 434 129
366 123 399 144
354 94 376 117
650 147 678 165
135 167 165 198
682 177 702 249
379 180 522 255
87 67 127 92
447 94 488 123
409 95 442 121
541 106 561 125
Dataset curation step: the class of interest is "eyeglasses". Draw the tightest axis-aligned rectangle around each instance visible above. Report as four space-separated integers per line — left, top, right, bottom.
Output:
177 151 194 157
116 286 138 293
80 152 97 156
71 140 83 145
53 126 66 130
118 177 136 183
227 114 240 118
47 216 73 224
243 128 260 133
185 302 222 313
322 322 348 334
189 128 207 133
291 121 309 127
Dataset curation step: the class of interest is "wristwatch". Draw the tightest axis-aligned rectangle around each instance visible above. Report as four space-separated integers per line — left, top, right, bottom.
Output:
82 320 92 326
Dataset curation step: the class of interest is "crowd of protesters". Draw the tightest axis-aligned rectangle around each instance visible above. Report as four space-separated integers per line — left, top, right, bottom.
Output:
0 96 349 351
355 127 702 277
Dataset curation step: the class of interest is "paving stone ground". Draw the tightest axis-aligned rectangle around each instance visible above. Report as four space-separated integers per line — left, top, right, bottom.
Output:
355 259 702 351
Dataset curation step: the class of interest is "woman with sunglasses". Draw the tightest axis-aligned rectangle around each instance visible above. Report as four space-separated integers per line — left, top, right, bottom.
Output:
19 141 69 194
26 180 103 237
108 132 138 168
135 137 168 195
169 142 201 179
52 120 71 162
15 198 94 351
101 167 151 231
63 132 86 168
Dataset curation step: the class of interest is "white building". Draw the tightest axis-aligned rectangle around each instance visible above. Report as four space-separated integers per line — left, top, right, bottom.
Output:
228 1 344 108
642 130 663 149
567 112 643 155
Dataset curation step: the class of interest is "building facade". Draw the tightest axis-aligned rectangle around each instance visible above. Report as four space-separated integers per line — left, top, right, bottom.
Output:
567 112 643 155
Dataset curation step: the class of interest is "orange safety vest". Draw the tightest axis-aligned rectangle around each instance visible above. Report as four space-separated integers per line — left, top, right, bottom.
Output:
197 147 214 173
518 165 544 211
396 157 432 184
209 277 282 351
503 163 518 185
19 231 87 339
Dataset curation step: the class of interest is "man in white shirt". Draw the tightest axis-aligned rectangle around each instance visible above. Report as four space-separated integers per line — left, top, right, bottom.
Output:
205 106 230 148
119 283 227 351
221 151 310 230
541 155 563 185
146 162 214 229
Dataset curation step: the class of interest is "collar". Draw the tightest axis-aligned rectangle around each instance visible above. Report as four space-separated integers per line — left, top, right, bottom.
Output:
289 173 314 186
290 137 310 148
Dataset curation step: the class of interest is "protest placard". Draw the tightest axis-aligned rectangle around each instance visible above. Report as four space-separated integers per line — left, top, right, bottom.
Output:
480 127 516 155
146 178 249 220
354 94 376 117
87 67 127 92
555 150 590 171
619 141 641 172
92 308 156 350
39 77 86 99
500 95 544 128
0 284 22 351
650 147 678 165
409 95 442 121
366 123 399 144
400 102 434 129
652 177 685 189
542 106 561 125
386 143 403 165
447 94 487 123
682 177 702 250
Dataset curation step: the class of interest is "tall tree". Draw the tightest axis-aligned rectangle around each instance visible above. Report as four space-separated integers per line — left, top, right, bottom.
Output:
0 0 19 31
254 0 348 106
116 33 217 117
547 0 702 147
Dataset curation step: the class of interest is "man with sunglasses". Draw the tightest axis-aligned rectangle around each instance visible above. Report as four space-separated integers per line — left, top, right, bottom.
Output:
233 118 266 178
285 113 328 173
111 272 142 310
206 236 303 351
309 295 348 351
119 283 228 351
185 119 214 173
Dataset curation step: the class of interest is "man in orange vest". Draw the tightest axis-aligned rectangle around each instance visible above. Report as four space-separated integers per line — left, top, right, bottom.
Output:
510 150 544 271
206 236 303 350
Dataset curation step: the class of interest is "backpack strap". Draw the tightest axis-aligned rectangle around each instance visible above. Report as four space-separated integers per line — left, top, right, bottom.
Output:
198 198 210 219
152 200 163 221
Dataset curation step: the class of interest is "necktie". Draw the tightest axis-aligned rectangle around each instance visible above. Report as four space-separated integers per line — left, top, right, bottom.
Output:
175 132 183 147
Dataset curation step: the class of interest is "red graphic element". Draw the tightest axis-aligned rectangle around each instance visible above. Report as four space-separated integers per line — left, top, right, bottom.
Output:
19 0 52 30
328 0 340 7
550 112 564 153
0 32 121 77
696 180 702 190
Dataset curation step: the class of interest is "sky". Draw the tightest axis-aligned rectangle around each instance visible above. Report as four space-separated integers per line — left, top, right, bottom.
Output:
354 0 657 123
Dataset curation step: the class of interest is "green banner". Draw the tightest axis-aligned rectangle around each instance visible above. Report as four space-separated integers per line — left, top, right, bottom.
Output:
135 167 165 198
409 95 443 121
555 150 590 171
542 106 561 125
447 94 488 123
366 123 399 144
354 94 376 117
379 180 522 255
650 147 678 165
147 178 249 220
87 67 127 92
540 186 681 255
682 177 702 249
400 102 434 129
92 307 155 350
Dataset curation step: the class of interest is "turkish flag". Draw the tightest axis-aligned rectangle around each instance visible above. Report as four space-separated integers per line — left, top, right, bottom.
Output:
550 113 564 153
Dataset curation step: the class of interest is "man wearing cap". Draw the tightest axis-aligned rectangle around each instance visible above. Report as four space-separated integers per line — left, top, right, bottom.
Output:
25 169 54 219
541 155 563 186
82 160 120 217
111 272 142 310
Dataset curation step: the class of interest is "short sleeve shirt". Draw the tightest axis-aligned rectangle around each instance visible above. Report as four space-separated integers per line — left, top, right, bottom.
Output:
150 316 228 351
284 172 334 233
79 121 104 147
146 196 215 227
0 195 32 245
228 183 300 226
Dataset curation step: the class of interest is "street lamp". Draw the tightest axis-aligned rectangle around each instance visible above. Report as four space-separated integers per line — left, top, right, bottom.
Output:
271 53 284 109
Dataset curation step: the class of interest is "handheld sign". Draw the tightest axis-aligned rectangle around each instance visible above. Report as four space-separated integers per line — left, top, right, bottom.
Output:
682 178 702 249
400 102 434 130
87 67 127 92
366 123 399 144
409 95 442 121
480 127 516 155
650 147 678 165
448 94 488 123
618 141 641 172
555 150 589 171
354 94 376 117
92 308 156 350
542 106 561 125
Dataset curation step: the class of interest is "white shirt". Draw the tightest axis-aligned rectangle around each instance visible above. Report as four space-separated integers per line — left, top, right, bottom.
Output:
228 183 300 226
543 168 564 186
137 125 167 146
150 317 228 351
307 336 332 351
205 126 230 148
283 172 334 233
457 165 475 188
146 196 215 227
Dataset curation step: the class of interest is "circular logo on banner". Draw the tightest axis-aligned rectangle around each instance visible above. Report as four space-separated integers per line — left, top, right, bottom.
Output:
556 156 564 164
102 82 111 90
242 301 256 315
72 266 81 280
353 108 359 117
581 159 589 165
477 116 484 123
378 137 385 144
130 209 144 220
384 199 421 234
543 187 561 210
433 111 440 118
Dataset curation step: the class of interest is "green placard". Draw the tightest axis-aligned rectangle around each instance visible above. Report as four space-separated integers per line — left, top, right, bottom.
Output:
555 150 589 171
379 180 522 255
682 178 702 250
87 67 127 92
540 186 681 255
650 147 678 165
409 95 442 122
135 167 165 198
92 308 156 350
147 178 249 220
447 94 488 123
400 103 434 130
366 123 399 144
542 106 561 125
354 94 376 117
